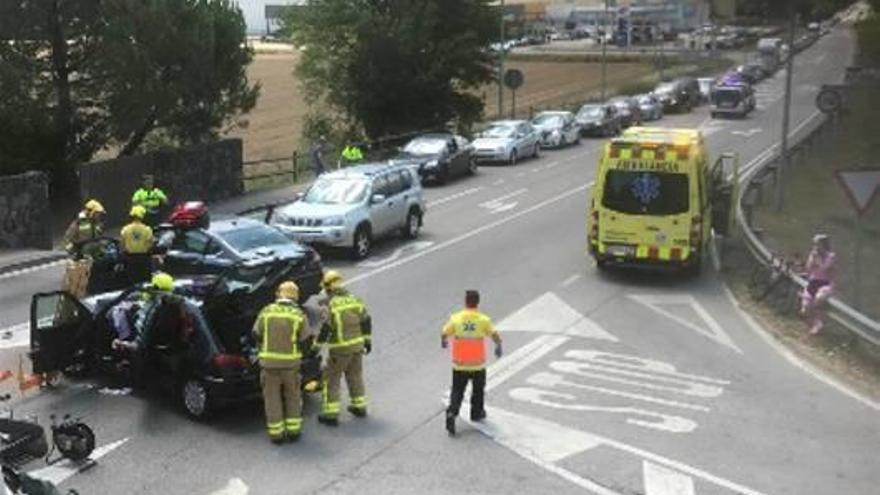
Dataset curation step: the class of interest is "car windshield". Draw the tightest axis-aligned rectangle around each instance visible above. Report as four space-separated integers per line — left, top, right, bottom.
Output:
532 115 564 127
482 125 516 138
637 96 654 105
578 106 603 118
215 224 291 252
214 262 280 295
303 178 369 204
403 138 447 155
713 88 743 105
602 170 689 215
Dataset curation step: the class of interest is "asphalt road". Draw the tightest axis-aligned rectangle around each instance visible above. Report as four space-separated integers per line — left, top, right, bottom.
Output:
0 25 876 495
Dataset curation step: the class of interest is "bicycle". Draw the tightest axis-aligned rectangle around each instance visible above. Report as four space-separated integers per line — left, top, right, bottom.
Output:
747 253 804 316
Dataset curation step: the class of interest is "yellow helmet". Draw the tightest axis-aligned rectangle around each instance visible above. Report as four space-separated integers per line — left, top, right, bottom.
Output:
322 270 343 290
84 199 105 214
151 272 174 292
130 205 146 219
277 281 299 300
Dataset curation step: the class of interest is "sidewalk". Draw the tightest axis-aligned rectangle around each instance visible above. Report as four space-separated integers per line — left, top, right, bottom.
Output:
0 180 313 275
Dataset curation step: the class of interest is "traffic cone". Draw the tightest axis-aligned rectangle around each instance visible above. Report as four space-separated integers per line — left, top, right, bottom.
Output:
0 370 13 383
17 356 43 392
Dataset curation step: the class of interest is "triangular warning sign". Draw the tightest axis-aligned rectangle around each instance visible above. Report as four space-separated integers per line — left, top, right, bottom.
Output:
497 292 618 342
836 169 880 215
627 294 742 353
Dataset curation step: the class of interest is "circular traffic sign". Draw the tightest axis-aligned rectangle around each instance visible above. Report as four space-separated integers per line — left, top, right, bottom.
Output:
816 87 843 113
503 69 524 91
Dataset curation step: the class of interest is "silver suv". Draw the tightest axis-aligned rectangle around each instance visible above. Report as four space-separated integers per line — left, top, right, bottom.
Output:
272 163 426 259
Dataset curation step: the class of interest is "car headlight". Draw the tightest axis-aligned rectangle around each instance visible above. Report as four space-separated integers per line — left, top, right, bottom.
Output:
425 159 439 168
323 216 344 227
551 129 561 137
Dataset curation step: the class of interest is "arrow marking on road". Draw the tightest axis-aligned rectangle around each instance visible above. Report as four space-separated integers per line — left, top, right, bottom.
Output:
731 128 762 137
627 294 742 353
497 292 618 342
427 187 483 208
0 322 30 350
28 437 129 486
210 478 250 495
479 188 528 214
643 461 695 495
356 241 435 268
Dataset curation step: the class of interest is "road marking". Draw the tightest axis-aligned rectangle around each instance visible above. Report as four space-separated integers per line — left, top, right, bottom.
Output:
0 259 65 281
472 406 770 495
346 182 591 286
427 187 482 208
515 172 526 178
0 322 30 350
561 274 582 286
531 167 541 172
479 187 528 214
497 292 617 342
28 438 129 486
628 294 742 353
731 128 762 137
643 461 695 495
356 241 435 268
487 335 570 391
210 478 250 495
545 161 560 169
492 179 505 185
722 285 880 411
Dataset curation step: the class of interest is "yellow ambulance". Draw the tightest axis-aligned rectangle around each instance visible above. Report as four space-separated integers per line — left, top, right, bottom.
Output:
587 127 733 274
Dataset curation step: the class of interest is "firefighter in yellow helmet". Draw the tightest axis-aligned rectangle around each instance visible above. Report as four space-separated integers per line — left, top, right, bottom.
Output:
253 281 311 443
63 199 105 257
317 270 372 426
120 206 154 284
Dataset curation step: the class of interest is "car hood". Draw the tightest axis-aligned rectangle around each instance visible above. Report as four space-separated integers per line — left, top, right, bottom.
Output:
237 242 308 261
390 153 442 166
275 201 359 220
472 137 513 149
533 123 562 133
576 115 602 124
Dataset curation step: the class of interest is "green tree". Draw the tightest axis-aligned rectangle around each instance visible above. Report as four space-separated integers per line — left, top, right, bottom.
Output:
0 0 259 195
283 0 497 140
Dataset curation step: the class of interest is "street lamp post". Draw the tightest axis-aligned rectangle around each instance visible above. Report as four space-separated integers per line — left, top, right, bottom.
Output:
775 14 797 213
498 0 506 118
601 0 609 100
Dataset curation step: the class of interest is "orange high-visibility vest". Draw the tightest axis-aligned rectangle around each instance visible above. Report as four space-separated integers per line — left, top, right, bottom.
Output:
444 309 496 371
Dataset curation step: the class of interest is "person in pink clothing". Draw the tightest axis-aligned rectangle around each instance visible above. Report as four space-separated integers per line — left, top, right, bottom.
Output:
801 234 836 334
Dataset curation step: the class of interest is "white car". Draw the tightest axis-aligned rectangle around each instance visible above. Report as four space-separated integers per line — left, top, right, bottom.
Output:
530 111 581 148
272 163 426 259
471 120 541 166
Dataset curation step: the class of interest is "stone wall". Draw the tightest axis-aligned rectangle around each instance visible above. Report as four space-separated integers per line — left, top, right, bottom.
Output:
0 171 52 249
79 140 243 227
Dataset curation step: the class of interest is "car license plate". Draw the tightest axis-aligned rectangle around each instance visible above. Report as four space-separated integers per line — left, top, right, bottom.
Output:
607 244 635 257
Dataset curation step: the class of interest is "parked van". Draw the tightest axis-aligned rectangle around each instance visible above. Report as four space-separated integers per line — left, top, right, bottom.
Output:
587 127 735 274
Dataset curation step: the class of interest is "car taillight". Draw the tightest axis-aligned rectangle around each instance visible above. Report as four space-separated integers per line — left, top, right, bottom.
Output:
590 210 599 239
690 215 702 247
213 354 247 369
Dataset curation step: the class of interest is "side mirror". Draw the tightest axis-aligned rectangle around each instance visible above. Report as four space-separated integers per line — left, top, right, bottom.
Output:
370 194 386 205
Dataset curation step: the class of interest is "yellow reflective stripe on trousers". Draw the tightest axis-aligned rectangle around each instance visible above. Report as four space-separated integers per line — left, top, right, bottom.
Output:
284 417 302 432
267 421 284 436
327 336 365 349
321 381 341 415
260 311 303 361
350 396 368 408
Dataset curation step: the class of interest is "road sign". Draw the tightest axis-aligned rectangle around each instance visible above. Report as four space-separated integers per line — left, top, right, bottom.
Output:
835 168 880 215
816 86 844 113
503 69 524 90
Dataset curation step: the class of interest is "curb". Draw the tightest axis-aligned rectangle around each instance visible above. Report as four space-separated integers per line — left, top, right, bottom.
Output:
0 252 67 278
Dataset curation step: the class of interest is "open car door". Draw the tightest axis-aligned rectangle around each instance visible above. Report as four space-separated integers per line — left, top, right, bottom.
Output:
29 292 94 375
710 152 739 236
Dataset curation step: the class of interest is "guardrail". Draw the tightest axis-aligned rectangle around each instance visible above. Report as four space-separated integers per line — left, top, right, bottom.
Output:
735 111 880 348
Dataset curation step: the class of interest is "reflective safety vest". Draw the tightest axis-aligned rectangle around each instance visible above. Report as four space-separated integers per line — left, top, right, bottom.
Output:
445 309 496 371
132 187 167 209
326 293 368 353
341 146 363 162
120 221 153 254
64 214 102 253
254 302 305 368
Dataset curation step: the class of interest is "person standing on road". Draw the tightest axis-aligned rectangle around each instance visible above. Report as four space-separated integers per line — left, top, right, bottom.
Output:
310 135 328 177
339 143 364 167
801 234 836 335
132 174 168 227
317 270 372 426
120 205 154 285
441 290 502 436
253 281 310 443
63 199 105 257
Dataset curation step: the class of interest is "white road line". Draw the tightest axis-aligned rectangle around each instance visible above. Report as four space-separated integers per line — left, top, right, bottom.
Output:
627 294 742 354
478 188 528 208
345 182 590 286
643 461 695 495
492 179 505 185
486 335 570 392
561 274 582 287
28 438 129 486
515 172 526 178
210 478 250 495
545 161 560 169
0 322 31 350
427 187 483 208
0 259 65 281
531 167 542 172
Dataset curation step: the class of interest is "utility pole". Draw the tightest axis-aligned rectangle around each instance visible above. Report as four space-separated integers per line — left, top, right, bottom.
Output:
601 0 609 100
775 14 797 213
498 0 506 118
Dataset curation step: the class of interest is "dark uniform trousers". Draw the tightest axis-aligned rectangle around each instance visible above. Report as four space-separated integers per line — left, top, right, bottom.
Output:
447 369 486 420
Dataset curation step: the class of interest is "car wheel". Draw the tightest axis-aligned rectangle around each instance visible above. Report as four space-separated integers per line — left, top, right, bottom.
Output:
436 165 449 185
560 135 567 147
401 208 421 239
532 143 540 158
181 379 212 420
467 157 478 175
508 149 518 166
595 258 608 271
351 224 372 259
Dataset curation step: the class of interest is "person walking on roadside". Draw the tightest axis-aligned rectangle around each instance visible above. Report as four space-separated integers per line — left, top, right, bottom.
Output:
120 205 154 285
63 199 105 257
310 135 328 177
253 281 310 444
801 234 836 335
317 270 372 426
132 174 168 227
441 290 502 436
